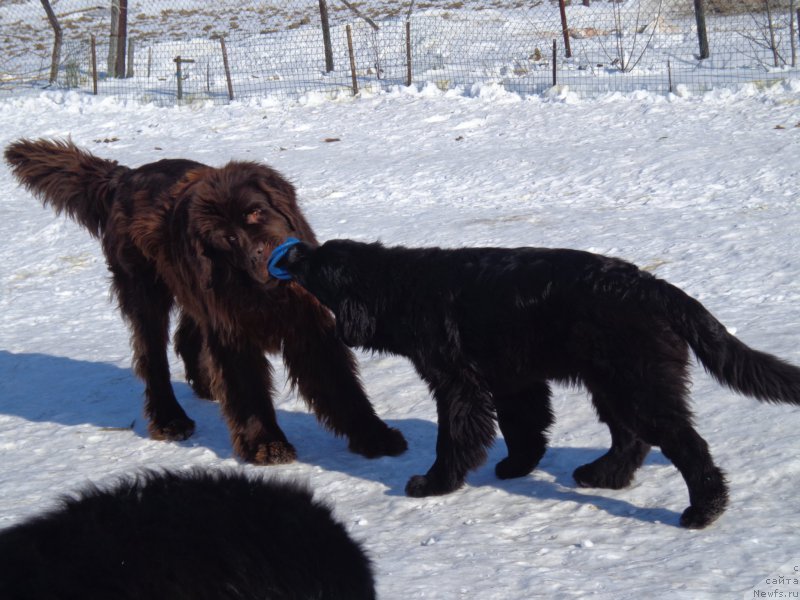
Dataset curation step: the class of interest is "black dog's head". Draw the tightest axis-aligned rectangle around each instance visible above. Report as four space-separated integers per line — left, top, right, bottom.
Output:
274 239 378 347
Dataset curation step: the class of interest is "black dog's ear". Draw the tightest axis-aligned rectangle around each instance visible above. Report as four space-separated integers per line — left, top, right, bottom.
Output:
336 298 376 347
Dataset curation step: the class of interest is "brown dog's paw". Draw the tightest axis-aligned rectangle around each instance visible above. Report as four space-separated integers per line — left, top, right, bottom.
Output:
348 426 408 458
241 440 298 465
148 416 196 441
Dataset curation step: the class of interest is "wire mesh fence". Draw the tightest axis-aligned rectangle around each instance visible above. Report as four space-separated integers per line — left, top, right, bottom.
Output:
1 1 798 104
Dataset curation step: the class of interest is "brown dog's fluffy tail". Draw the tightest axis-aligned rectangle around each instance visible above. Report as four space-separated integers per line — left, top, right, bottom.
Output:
4 138 128 238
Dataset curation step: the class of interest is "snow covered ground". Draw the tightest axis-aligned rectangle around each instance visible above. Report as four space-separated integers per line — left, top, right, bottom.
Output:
1 80 800 598
4 0 798 102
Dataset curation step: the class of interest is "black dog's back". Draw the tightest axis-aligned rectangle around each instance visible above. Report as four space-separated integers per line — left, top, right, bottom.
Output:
277 239 800 528
0 469 375 600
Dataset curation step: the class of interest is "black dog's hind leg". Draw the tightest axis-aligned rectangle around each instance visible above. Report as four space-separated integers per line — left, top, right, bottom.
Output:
596 377 727 528
175 312 213 400
406 371 497 497
632 373 728 528
573 391 651 489
494 381 554 480
643 423 728 529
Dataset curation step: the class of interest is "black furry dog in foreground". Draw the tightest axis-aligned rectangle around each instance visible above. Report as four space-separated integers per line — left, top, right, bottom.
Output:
0 469 375 600
274 239 800 528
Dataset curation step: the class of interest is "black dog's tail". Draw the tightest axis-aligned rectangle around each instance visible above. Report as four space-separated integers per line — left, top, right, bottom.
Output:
4 138 128 238
647 276 800 405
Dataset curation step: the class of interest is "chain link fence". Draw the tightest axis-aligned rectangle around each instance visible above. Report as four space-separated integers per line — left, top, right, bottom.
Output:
1 1 798 104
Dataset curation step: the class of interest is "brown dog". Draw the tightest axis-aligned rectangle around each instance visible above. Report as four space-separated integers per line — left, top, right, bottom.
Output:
5 139 406 464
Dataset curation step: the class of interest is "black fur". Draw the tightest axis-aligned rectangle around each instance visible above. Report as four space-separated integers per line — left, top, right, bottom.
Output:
0 469 375 600
276 239 800 529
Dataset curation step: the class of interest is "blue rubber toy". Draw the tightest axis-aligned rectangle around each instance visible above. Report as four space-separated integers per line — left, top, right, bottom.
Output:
268 237 302 280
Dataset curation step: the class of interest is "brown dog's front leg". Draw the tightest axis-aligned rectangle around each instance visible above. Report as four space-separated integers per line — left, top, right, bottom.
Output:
281 294 407 458
206 332 296 465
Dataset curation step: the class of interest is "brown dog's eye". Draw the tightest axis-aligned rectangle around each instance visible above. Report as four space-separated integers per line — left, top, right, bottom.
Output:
227 235 238 245
245 208 263 225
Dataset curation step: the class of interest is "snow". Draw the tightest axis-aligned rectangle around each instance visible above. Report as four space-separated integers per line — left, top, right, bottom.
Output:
1 80 800 599
4 1 798 103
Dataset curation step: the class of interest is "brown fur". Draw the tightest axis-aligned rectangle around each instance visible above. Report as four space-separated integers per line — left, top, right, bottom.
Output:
5 138 407 464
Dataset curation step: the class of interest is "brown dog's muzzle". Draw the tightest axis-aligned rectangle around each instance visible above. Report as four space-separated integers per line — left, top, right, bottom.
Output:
250 242 271 284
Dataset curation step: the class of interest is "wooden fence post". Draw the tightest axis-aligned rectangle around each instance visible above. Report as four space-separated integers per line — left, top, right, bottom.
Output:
108 0 119 76
115 0 128 78
40 0 62 84
319 0 334 73
694 0 710 59
667 59 673 94
790 0 797 67
558 0 572 59
405 20 412 87
175 56 183 101
174 56 195 101
220 37 234 101
795 6 800 67
346 24 358 95
91 34 98 94
126 38 134 78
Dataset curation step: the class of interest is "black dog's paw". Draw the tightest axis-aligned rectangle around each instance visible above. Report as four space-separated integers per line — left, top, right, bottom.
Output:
405 475 435 497
679 485 728 529
573 462 635 490
349 426 408 458
495 456 537 480
404 474 461 497
679 504 724 529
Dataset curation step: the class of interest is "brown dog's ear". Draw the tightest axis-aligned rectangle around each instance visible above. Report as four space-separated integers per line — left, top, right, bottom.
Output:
194 240 215 290
336 298 376 347
253 167 318 244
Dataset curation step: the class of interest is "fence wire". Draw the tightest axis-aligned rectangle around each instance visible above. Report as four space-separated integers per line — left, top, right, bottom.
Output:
1 1 798 104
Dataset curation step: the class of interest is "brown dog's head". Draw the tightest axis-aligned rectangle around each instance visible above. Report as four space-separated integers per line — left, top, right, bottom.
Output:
174 161 316 288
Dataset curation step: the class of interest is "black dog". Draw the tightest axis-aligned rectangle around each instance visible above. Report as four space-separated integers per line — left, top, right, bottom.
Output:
274 239 800 528
0 469 375 600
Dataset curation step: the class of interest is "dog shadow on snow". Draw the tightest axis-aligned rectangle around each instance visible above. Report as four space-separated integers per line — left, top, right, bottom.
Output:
0 350 678 527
